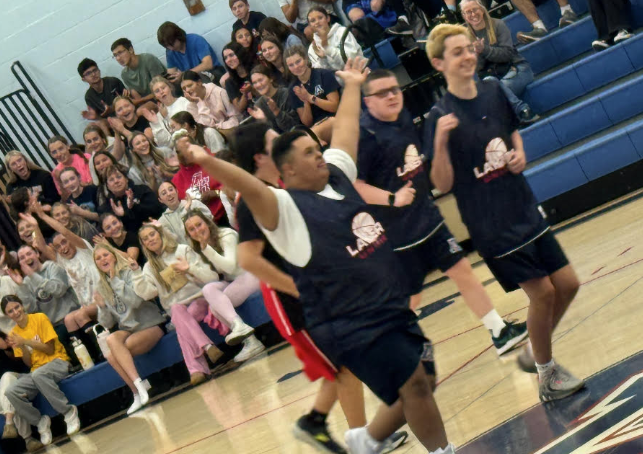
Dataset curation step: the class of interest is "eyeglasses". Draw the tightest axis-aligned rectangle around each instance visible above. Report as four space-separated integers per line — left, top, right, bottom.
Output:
112 49 128 58
365 86 402 99
83 68 100 78
462 7 482 16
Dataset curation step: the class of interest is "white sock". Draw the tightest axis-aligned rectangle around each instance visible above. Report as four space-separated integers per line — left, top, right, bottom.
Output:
133 377 149 404
447 4 456 11
532 20 546 31
432 442 456 454
560 4 573 13
481 310 506 337
536 359 555 379
398 15 408 23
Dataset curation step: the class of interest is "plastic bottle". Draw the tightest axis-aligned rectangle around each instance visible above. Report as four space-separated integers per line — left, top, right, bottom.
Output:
92 325 111 358
72 337 94 370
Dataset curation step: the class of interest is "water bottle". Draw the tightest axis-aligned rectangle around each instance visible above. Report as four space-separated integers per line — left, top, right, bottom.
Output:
92 325 111 358
72 337 94 370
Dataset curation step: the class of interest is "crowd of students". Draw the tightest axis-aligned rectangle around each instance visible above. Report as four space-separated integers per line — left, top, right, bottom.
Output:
0 0 629 452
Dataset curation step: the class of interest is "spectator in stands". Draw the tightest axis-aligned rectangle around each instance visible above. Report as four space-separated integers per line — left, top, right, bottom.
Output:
147 76 199 149
48 136 92 196
258 17 306 50
129 132 179 191
0 247 35 332
49 202 99 244
278 0 338 40
157 22 220 85
462 0 539 125
2 295 80 447
111 38 167 103
222 42 254 114
58 167 99 218
16 217 37 248
260 37 292 86
172 132 226 224
158 181 213 245
93 152 146 191
109 97 154 143
307 7 363 71
588 0 632 51
170 111 226 154
78 59 128 120
132 225 226 385
4 151 60 206
285 45 340 127
233 26 261 62
514 0 578 43
344 0 398 29
83 124 127 184
92 244 166 415
180 70 242 133
7 244 81 365
184 211 265 362
96 213 143 265
0 332 32 448
248 65 302 133
230 0 267 37
98 165 165 233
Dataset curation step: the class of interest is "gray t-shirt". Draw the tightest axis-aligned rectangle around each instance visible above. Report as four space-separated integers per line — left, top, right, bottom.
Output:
278 0 335 24
121 53 167 97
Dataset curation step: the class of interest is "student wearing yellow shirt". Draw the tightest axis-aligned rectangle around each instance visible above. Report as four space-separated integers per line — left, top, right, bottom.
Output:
2 295 80 448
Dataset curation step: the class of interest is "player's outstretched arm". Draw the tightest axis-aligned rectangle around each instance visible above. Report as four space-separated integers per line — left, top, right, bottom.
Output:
184 145 280 231
331 57 370 163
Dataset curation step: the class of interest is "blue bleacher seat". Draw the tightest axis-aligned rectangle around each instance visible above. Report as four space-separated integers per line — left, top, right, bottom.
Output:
599 76 643 124
522 121 562 161
623 32 643 70
575 130 640 180
523 67 585 114
625 118 643 158
549 98 610 147
573 46 635 92
525 152 588 201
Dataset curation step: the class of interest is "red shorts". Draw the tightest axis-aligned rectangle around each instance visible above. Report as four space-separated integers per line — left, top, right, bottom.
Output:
260 283 337 382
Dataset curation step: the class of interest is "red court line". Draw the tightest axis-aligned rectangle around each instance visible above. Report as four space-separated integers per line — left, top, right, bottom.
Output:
619 247 633 256
591 266 605 275
436 345 493 386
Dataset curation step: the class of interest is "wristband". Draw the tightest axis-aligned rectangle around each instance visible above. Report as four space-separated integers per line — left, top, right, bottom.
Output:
388 192 396 207
311 95 317 104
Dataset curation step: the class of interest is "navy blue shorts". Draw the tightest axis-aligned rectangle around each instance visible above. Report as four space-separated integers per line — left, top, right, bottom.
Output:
485 230 569 292
317 317 435 406
395 223 465 294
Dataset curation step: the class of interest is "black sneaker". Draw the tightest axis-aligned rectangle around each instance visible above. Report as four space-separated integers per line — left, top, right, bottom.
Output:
519 106 540 126
492 320 528 355
381 431 409 453
386 17 413 36
293 416 346 453
517 27 547 44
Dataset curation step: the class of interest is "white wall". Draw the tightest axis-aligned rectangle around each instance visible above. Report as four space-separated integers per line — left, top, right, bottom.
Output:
0 0 284 142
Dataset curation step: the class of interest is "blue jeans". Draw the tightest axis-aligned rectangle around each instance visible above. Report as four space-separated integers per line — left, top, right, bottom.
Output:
484 62 534 114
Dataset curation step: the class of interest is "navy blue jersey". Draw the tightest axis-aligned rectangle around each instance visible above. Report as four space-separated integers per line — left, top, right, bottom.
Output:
288 68 341 124
422 79 548 258
358 109 444 250
70 185 98 214
282 164 410 350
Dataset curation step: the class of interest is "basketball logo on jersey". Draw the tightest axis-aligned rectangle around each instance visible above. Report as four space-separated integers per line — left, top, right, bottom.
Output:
447 238 462 255
187 171 211 200
396 144 426 180
473 137 511 182
314 85 325 97
346 212 388 259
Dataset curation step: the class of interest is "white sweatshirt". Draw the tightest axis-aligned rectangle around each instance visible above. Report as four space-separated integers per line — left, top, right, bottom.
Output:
158 199 213 245
201 227 244 281
308 23 363 72
150 97 199 148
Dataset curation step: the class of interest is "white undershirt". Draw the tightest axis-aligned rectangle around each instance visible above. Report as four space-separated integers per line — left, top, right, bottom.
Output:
258 148 356 268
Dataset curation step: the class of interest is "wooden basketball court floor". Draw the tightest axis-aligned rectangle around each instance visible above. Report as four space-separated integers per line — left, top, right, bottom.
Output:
48 192 643 454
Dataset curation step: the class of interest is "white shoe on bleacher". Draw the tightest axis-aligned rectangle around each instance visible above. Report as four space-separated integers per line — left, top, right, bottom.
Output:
614 30 633 44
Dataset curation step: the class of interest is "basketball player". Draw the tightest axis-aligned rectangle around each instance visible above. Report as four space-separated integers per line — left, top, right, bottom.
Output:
178 57 455 454
355 69 528 356
233 122 407 453
425 24 584 402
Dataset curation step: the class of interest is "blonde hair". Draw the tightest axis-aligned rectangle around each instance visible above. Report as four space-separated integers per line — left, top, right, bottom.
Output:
426 24 471 61
4 151 45 184
149 75 174 99
93 243 132 306
460 0 497 46
129 131 179 187
138 225 178 292
184 210 222 274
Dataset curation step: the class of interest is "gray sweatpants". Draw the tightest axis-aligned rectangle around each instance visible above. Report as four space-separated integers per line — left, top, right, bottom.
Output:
5 359 72 428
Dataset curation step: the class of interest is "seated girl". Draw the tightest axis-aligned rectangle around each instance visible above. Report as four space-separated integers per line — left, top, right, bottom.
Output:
108 97 154 144
157 181 213 245
169 111 226 154
96 213 143 266
222 42 254 115
92 244 167 414
285 45 340 127
59 167 100 224
248 65 301 133
258 17 306 50
184 211 265 362
307 7 363 71
50 202 100 244
128 132 179 192
147 76 199 148
4 151 59 206
260 37 292 86
233 26 261 65
47 136 92 196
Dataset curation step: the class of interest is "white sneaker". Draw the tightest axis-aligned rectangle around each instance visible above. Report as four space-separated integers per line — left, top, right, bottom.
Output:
134 378 149 405
37 415 52 445
345 427 381 453
614 30 633 44
127 394 143 415
225 319 255 346
233 335 265 362
432 443 456 454
64 405 81 435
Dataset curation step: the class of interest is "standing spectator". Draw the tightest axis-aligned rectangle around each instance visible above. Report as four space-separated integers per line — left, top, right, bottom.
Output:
514 0 578 43
180 71 242 132
4 151 60 206
230 0 267 36
258 17 306 49
278 0 338 40
462 0 539 125
222 42 254 114
47 136 92 195
307 7 363 71
248 66 302 133
111 38 167 103
285 45 340 127
2 295 80 447
157 22 220 85
78 59 128 120
588 0 632 50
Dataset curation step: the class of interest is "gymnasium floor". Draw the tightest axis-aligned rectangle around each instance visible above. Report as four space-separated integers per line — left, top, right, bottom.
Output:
50 192 643 454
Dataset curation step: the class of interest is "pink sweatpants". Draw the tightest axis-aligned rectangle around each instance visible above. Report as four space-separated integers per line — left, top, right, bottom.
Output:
171 298 213 376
